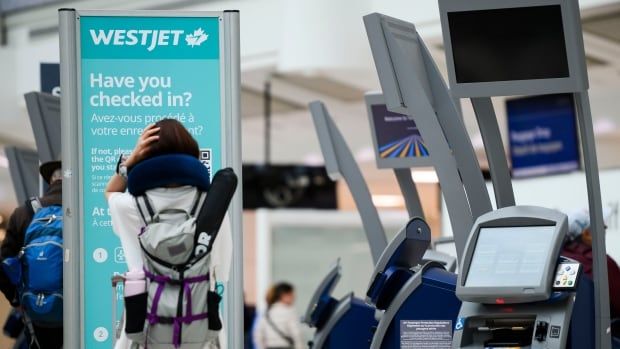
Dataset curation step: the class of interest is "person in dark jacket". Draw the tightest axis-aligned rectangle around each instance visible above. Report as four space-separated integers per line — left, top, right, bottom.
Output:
0 160 63 349
562 208 620 340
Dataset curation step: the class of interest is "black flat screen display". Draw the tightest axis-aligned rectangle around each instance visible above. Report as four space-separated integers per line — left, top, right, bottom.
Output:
448 5 570 83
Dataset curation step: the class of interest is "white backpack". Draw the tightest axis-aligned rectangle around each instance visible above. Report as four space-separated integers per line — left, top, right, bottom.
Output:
131 191 219 347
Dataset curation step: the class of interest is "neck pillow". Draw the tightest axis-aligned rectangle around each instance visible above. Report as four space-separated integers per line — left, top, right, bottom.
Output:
127 154 210 196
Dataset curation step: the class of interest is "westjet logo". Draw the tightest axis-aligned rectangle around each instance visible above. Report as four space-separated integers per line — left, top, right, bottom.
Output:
89 27 209 51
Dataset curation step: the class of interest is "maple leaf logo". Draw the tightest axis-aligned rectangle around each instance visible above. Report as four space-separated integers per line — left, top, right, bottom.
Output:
185 28 208 47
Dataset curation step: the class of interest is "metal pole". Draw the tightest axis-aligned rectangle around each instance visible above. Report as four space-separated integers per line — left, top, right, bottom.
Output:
59 8 81 349
393 168 425 219
309 101 388 264
223 10 244 349
264 80 271 164
470 97 515 208
574 91 611 349
0 14 6 46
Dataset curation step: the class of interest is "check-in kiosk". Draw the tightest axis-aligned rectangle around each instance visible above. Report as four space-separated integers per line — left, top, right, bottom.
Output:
365 92 457 273
365 218 461 349
305 99 460 348
363 12 492 348
437 0 611 347
362 0 610 345
453 206 579 348
303 101 385 349
303 261 377 348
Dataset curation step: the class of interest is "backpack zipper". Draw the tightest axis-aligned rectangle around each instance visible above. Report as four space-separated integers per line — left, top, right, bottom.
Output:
33 215 63 225
23 241 63 250
23 292 63 306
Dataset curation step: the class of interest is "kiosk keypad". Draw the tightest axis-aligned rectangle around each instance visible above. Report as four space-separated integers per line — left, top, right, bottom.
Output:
553 262 580 289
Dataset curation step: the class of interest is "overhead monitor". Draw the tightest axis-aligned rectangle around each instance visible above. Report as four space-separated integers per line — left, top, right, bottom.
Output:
24 92 61 163
439 0 588 97
5 147 40 204
507 93 580 178
457 206 567 304
364 93 432 169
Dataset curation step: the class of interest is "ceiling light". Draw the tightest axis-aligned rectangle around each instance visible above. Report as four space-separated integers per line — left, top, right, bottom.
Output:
372 195 405 208
355 146 375 163
303 153 324 166
411 170 439 183
593 118 617 134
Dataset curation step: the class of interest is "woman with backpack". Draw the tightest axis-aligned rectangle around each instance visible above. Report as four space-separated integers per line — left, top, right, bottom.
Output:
105 119 235 349
253 282 305 349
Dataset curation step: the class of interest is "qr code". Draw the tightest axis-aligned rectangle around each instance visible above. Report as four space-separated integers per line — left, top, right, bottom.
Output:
200 149 212 179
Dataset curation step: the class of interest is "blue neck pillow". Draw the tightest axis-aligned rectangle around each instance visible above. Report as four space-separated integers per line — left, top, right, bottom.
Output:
127 154 210 196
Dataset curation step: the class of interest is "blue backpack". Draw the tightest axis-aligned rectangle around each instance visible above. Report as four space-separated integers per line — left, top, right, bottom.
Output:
2 198 63 327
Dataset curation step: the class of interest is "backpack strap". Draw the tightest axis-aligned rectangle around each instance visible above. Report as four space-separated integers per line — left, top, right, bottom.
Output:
194 168 238 255
189 190 205 217
135 194 156 225
27 197 43 215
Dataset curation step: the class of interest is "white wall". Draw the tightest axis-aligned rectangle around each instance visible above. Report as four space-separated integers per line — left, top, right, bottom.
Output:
441 168 620 261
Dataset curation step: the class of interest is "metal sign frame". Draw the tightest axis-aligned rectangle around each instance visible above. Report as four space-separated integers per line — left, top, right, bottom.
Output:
59 9 243 348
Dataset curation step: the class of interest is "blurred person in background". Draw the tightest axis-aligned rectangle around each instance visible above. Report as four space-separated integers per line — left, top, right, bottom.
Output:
562 208 620 340
244 293 257 349
253 282 304 349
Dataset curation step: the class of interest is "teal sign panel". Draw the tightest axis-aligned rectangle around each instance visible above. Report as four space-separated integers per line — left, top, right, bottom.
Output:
79 15 221 347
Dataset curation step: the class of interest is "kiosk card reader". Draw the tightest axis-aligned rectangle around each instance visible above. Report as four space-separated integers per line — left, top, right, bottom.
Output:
453 206 579 348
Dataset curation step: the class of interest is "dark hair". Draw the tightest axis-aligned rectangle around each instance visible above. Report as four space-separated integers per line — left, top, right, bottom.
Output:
266 282 294 308
145 119 199 161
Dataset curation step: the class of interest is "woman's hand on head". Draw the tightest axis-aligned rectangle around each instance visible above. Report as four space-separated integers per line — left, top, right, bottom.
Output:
125 124 160 167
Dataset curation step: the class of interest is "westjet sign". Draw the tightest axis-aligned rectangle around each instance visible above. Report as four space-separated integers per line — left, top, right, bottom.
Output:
80 16 219 60
89 28 209 52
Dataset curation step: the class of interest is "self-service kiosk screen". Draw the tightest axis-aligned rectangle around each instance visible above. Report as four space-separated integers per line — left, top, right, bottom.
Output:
466 226 555 287
447 5 569 83
371 104 429 160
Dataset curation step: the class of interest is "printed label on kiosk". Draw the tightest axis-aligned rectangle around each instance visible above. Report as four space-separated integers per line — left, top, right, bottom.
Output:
79 15 222 348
